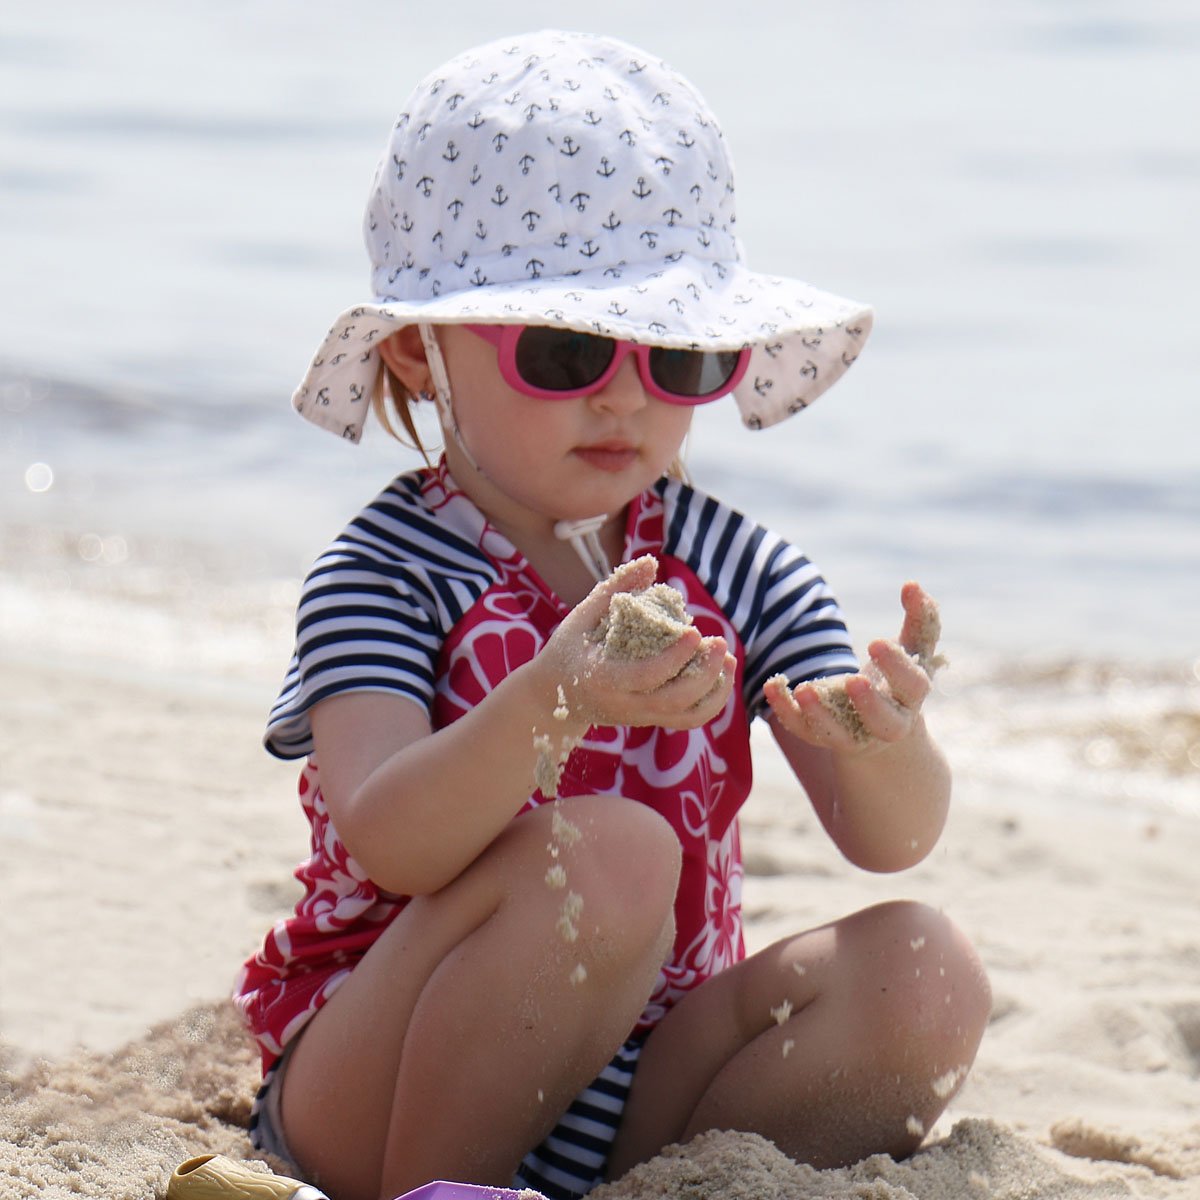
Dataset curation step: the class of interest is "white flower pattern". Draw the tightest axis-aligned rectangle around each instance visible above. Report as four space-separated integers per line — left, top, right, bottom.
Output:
233 475 757 1065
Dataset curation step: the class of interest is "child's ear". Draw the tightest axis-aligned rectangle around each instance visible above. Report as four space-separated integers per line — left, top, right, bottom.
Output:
377 326 430 395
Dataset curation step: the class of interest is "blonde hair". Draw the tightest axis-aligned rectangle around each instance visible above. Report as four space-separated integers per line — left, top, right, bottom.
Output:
370 358 690 482
371 363 434 466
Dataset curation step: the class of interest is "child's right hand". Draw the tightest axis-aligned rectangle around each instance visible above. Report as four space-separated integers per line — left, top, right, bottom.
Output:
541 556 735 731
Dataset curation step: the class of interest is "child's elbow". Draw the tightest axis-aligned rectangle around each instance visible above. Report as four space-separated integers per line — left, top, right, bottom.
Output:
338 833 452 897
847 846 929 874
837 825 941 874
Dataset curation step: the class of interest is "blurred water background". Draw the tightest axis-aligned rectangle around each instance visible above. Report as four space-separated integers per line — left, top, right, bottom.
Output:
1 1 1197 814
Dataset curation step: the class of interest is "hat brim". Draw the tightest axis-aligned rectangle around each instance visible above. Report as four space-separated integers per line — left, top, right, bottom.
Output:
293 253 872 442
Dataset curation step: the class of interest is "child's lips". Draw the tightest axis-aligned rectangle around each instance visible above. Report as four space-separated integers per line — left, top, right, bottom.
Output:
573 442 639 472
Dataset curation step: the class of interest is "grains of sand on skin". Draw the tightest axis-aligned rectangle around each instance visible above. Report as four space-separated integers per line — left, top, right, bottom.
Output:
931 1065 969 1098
769 591 948 743
551 807 582 848
910 597 948 678
771 999 795 1058
590 571 720 699
557 890 584 943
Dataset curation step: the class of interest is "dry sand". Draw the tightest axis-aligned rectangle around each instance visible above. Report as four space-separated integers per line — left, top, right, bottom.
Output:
2 629 1199 1198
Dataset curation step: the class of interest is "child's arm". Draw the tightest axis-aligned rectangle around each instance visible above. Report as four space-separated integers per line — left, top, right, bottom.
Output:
762 582 951 873
310 556 735 896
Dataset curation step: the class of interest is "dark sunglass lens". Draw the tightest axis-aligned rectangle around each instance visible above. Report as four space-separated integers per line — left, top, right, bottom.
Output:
649 347 741 398
514 327 615 392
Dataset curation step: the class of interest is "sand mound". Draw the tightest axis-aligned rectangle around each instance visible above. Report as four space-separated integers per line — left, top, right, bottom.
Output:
595 1119 1200 1200
3 1001 1197 1200
0 1001 269 1200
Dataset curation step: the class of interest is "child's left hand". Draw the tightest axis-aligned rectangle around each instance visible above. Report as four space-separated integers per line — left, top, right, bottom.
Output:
764 581 943 756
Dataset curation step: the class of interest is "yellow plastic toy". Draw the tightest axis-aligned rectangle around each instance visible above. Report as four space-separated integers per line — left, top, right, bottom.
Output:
167 1154 330 1200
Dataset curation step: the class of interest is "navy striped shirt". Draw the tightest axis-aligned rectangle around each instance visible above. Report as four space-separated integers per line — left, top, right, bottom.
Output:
265 464 856 759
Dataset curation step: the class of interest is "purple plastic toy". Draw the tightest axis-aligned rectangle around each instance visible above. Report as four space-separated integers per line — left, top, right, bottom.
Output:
393 1184 537 1200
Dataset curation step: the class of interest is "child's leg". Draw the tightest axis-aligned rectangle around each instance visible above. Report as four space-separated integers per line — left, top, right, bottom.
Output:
607 899 991 1178
278 794 681 1200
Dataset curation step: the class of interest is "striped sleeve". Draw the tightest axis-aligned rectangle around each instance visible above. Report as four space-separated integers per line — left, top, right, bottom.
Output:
263 474 497 760
264 553 444 759
659 479 859 720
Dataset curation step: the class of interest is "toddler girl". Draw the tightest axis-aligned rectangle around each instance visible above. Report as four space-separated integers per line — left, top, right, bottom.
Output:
234 29 990 1200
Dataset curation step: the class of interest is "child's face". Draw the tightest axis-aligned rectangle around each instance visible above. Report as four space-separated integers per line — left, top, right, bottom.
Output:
437 324 694 526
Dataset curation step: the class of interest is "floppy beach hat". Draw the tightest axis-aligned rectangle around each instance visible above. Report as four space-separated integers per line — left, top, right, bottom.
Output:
294 29 873 442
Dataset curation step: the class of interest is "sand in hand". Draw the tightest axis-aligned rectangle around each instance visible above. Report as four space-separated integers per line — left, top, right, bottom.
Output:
590 579 694 660
536 561 698 981
788 587 948 744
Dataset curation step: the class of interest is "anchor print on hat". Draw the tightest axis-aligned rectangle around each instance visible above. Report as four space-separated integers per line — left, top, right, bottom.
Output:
293 30 873 442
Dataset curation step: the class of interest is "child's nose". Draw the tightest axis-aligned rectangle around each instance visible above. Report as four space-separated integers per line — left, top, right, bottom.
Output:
589 352 647 416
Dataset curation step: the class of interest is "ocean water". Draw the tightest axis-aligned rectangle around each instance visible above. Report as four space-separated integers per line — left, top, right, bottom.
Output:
1 2 1197 811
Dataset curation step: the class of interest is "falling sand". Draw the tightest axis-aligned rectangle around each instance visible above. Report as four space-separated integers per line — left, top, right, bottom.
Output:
538 569 698 969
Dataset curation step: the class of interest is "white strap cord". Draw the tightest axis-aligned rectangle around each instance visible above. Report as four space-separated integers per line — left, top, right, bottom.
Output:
418 323 611 583
554 515 611 582
417 322 480 471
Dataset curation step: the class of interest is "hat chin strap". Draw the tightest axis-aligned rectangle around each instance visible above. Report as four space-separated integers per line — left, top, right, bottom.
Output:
417 323 612 584
418 323 479 472
553 515 612 583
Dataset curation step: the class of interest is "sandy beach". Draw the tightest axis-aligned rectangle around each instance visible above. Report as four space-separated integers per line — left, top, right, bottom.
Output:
2 563 1198 1200
3 0 1199 1194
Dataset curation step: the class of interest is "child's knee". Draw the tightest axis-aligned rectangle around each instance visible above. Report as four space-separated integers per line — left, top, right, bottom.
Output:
853 900 991 1063
551 796 681 953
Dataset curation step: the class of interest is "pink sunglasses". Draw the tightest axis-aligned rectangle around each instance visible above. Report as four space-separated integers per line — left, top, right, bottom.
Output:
464 324 750 405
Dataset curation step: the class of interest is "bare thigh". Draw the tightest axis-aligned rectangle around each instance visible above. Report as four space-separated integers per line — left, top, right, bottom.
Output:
279 795 682 1200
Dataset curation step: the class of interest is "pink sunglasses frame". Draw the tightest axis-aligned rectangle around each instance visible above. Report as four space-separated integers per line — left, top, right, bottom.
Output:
463 323 751 405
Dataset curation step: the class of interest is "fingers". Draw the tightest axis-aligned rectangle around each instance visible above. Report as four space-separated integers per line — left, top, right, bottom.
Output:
765 665 923 753
646 642 735 721
571 554 659 628
575 557 737 718
867 639 931 711
764 582 945 754
897 580 942 664
764 676 868 753
599 624 704 690
599 636 734 728
843 674 914 743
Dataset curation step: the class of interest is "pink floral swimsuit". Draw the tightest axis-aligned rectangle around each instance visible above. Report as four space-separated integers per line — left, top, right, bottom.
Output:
234 460 855 1071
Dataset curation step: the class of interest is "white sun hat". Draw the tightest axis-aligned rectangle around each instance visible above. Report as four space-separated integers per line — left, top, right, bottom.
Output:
293 29 873 442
